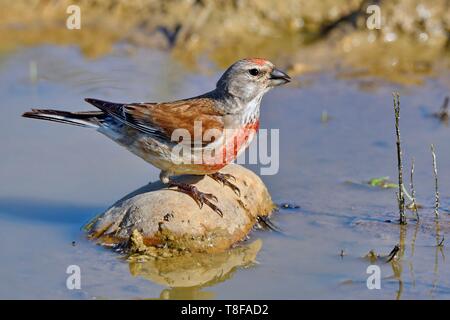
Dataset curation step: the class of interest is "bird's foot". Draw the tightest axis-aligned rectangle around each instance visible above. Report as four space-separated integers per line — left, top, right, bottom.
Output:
209 172 241 196
169 181 223 217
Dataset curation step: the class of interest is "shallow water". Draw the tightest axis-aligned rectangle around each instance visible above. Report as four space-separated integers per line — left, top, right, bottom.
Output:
0 45 449 299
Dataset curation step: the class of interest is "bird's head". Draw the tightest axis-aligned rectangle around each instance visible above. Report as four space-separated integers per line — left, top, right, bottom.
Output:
216 58 291 103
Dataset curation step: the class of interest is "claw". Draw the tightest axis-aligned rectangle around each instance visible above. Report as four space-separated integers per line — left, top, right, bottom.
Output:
200 193 221 216
204 199 223 217
208 193 218 202
168 180 223 217
209 172 241 196
227 183 241 197
222 173 236 182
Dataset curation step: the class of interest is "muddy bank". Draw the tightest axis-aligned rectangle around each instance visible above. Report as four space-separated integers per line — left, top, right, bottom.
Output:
1 0 449 84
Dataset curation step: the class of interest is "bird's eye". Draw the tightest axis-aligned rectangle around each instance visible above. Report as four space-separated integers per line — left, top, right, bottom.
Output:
248 68 259 76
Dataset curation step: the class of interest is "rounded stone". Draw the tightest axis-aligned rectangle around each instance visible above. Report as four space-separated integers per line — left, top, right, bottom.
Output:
85 164 275 253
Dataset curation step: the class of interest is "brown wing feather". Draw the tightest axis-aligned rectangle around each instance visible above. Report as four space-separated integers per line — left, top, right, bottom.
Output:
85 97 225 145
125 98 225 145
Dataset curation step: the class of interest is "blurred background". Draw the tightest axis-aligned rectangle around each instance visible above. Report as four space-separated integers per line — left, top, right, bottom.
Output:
1 0 449 83
0 0 449 299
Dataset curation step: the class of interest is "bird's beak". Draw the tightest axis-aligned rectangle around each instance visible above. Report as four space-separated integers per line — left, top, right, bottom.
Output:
269 68 291 86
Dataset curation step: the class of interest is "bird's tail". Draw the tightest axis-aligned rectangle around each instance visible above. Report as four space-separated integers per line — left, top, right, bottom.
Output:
22 109 105 128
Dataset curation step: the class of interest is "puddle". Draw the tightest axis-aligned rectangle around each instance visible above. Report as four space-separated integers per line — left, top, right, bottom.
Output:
0 45 449 299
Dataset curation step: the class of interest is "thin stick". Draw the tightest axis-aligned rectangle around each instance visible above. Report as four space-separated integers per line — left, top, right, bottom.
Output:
402 184 414 202
431 144 439 218
433 96 449 125
386 244 400 263
393 92 406 224
438 236 444 247
410 158 419 221
441 96 449 112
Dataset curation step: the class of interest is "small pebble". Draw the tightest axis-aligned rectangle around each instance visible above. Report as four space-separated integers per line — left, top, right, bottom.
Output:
280 203 300 209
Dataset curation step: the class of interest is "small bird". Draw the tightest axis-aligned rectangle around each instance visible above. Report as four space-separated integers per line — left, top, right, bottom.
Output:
23 58 290 216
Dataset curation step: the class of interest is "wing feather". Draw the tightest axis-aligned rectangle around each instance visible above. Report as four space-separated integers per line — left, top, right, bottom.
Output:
85 98 225 145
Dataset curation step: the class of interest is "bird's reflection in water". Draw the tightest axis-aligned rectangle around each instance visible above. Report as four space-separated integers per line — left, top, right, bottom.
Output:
127 239 262 299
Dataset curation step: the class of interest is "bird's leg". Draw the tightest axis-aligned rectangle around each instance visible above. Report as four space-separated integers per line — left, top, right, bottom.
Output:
160 171 223 217
168 181 223 217
209 172 241 196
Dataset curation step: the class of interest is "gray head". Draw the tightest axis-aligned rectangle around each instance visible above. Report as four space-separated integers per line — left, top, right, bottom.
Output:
216 58 291 103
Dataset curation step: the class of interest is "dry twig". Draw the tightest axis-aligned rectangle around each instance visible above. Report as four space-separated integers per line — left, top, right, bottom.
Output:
393 92 406 224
